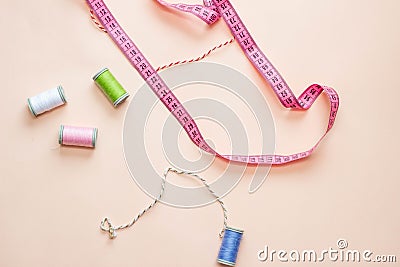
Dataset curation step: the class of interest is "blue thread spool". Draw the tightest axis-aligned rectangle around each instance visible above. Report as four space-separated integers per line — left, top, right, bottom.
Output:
217 227 244 266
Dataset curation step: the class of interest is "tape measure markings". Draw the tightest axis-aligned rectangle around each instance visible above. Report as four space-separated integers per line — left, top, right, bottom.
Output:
86 0 339 165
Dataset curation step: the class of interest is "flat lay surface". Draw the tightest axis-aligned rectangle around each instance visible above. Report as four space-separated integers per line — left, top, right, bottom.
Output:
0 0 399 266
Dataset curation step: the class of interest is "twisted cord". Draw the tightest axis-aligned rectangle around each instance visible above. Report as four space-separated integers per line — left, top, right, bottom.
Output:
90 9 107 32
155 38 235 72
100 167 228 239
100 176 166 239
89 9 235 72
165 167 228 238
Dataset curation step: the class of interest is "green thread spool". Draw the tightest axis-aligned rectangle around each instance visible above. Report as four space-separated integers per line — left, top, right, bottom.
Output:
93 68 129 107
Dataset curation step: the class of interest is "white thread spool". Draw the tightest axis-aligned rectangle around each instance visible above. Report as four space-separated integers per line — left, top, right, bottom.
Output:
27 86 67 116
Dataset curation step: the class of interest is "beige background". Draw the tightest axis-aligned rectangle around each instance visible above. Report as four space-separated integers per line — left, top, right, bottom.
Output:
1 0 399 266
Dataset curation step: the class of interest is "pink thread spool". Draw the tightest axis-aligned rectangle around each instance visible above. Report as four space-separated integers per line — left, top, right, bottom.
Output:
59 125 98 148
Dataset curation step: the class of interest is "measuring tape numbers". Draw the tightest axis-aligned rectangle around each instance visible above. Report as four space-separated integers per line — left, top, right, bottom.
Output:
86 0 339 165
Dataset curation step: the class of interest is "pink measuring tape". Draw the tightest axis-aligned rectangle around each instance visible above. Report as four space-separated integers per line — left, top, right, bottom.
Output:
86 0 339 165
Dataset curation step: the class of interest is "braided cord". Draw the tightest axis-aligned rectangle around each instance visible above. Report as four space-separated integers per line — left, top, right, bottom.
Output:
100 176 165 239
89 9 235 72
100 167 228 239
164 167 228 238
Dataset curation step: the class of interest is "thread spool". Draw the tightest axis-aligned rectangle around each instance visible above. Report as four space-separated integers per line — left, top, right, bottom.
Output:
27 85 67 116
59 125 98 148
93 68 129 107
217 227 244 266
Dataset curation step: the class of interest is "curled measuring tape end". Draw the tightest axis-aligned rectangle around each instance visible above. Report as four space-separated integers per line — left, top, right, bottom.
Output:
156 0 221 25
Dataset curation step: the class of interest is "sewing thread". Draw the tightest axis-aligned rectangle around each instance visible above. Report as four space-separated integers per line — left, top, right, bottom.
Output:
93 68 129 107
27 85 67 116
164 168 243 266
59 125 98 148
217 227 244 266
